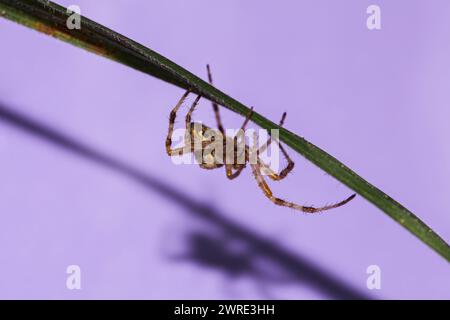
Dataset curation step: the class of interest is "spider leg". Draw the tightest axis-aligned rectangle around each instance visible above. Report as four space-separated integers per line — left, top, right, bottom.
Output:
237 107 255 133
232 107 254 159
257 112 294 180
225 164 246 180
222 109 254 179
185 94 202 130
258 111 287 154
258 156 294 181
206 64 225 135
250 163 356 213
207 65 247 176
166 91 194 156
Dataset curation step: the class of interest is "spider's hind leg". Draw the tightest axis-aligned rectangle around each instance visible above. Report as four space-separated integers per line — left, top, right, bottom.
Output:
251 163 356 213
226 164 246 180
258 112 295 181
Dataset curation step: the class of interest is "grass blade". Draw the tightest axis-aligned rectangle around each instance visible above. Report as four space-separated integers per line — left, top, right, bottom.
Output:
1 0 449 261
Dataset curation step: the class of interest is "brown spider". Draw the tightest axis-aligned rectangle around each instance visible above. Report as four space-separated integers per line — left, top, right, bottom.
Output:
165 65 356 213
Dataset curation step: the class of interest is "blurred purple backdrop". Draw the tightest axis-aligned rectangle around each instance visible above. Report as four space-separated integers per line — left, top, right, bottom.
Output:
0 0 449 299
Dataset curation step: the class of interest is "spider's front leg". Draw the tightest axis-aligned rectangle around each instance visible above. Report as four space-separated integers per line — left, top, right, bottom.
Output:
166 90 194 156
185 94 202 131
225 164 245 180
258 112 287 154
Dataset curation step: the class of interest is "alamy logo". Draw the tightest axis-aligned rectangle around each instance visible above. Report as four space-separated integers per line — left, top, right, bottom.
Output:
366 265 381 290
66 5 81 30
169 125 282 174
366 5 381 30
66 265 81 290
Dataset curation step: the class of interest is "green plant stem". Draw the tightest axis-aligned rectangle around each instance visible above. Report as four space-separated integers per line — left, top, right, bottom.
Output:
1 0 449 261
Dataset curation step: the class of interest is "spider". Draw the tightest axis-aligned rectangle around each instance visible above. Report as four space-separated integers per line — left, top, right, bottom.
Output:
165 65 356 213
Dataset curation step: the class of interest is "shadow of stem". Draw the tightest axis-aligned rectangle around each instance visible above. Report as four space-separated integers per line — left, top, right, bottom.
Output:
0 102 372 300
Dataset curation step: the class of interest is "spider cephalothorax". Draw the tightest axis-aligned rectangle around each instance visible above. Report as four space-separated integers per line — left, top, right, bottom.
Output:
165 65 355 213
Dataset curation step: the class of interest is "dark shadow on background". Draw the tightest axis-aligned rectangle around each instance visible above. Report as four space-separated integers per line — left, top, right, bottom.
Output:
0 102 372 300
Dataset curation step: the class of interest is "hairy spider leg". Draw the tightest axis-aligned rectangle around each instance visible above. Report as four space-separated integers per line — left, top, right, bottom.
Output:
166 90 194 156
250 162 356 213
185 94 202 131
258 111 286 154
257 112 295 181
207 64 245 177
206 64 225 135
166 90 355 213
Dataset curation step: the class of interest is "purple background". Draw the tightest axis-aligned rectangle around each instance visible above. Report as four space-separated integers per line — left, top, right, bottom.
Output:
0 0 449 299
